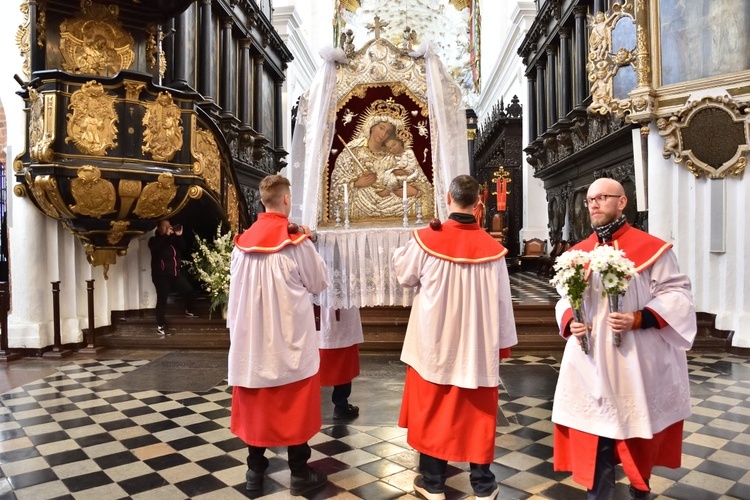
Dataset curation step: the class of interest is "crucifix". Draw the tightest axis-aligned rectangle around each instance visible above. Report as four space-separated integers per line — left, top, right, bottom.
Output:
366 15 388 40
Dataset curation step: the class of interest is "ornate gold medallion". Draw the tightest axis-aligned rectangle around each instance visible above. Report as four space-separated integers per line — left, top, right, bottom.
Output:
192 123 221 194
66 81 119 156
142 92 184 162
133 172 177 218
59 1 135 76
69 165 116 217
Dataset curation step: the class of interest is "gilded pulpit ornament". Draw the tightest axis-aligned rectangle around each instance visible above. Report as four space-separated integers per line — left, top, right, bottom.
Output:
15 2 31 79
658 96 749 179
60 0 135 76
142 92 183 162
191 123 221 194
69 165 116 217
116 179 142 218
29 88 56 163
133 172 178 218
66 81 119 156
227 184 239 233
25 172 60 218
107 220 130 245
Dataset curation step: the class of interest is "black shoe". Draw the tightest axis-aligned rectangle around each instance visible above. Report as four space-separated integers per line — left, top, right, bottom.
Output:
333 404 359 419
290 467 327 496
413 475 445 500
245 469 264 491
629 485 650 499
185 310 196 317
157 325 166 336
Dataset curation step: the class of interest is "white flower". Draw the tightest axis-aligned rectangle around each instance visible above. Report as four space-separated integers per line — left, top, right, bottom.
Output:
588 246 637 295
187 223 234 313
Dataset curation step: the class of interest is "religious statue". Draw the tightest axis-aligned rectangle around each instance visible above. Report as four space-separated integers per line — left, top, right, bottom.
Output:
329 99 434 221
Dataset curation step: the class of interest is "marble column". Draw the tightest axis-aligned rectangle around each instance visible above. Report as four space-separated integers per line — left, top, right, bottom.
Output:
559 27 573 117
199 0 216 101
274 80 283 148
172 7 194 87
253 54 265 133
546 46 558 127
238 39 252 127
574 6 589 106
220 18 234 115
527 75 537 141
536 61 547 137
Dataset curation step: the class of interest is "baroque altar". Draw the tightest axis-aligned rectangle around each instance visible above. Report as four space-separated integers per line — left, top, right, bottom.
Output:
290 23 470 307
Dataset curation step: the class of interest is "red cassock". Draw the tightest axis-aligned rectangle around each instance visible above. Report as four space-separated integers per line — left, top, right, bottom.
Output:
231 373 322 447
399 367 499 464
319 345 360 386
554 422 683 491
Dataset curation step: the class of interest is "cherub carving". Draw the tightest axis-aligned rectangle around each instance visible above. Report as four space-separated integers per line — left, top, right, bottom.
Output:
587 10 618 62
656 117 680 160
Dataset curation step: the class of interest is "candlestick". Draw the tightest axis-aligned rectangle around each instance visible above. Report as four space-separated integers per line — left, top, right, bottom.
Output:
334 205 341 227
402 199 409 227
343 201 350 229
416 201 423 224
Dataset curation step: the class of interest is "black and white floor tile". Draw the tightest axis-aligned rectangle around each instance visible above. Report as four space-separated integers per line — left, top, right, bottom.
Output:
0 351 748 499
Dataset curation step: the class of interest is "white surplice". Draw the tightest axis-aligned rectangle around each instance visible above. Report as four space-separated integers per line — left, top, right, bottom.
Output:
552 249 697 440
318 306 364 349
227 241 329 389
393 239 518 389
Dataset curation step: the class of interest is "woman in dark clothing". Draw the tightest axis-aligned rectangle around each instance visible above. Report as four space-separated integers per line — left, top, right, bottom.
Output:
148 220 195 335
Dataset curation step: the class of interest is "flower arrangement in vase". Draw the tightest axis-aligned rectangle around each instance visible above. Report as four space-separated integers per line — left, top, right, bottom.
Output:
188 224 234 318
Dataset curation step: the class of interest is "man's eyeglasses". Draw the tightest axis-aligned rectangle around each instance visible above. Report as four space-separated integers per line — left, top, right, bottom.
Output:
583 194 621 207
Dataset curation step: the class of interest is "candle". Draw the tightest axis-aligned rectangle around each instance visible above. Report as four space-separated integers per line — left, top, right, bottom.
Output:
344 184 349 204
403 180 408 203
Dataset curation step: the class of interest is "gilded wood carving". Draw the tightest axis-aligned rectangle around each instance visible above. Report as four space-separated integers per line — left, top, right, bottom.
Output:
116 179 142 219
133 173 178 218
227 183 239 233
29 88 56 163
107 220 130 245
191 121 222 194
658 96 749 179
69 165 116 217
66 81 119 156
60 1 135 76
142 92 184 162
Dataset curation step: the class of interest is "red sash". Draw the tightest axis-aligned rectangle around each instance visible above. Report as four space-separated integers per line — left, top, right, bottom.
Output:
234 212 308 254
413 219 507 263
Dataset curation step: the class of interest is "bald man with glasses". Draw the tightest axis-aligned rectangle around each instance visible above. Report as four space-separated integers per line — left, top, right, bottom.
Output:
552 178 697 500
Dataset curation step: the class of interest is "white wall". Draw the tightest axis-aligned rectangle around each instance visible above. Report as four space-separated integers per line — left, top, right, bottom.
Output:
475 1 546 248
646 121 750 348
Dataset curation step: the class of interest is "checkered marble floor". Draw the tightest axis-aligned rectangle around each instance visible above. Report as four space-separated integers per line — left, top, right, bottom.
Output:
0 352 748 499
509 271 559 304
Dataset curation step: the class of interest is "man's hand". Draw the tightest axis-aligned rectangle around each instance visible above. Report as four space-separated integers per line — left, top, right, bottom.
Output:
607 312 634 332
299 225 316 242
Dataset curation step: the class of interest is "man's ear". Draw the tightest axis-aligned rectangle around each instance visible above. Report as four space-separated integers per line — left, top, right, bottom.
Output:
446 192 452 206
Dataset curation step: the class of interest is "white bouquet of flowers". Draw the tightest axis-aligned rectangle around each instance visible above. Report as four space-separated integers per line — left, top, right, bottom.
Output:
550 249 591 353
188 224 234 316
588 245 638 297
588 245 638 346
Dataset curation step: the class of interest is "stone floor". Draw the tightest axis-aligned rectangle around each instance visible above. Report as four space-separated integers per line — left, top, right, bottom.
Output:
0 347 748 499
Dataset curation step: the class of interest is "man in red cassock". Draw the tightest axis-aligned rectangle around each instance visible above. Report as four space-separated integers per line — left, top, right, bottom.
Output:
393 175 518 500
553 178 696 499
318 306 363 420
226 175 330 497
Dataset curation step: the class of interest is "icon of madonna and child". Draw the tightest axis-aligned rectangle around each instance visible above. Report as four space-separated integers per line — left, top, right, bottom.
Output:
329 99 435 222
